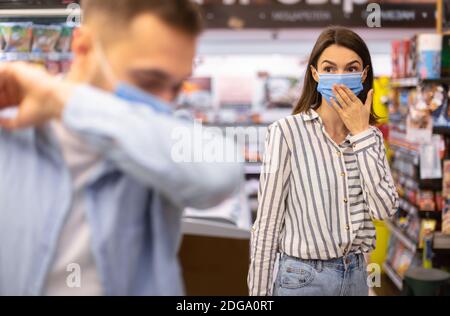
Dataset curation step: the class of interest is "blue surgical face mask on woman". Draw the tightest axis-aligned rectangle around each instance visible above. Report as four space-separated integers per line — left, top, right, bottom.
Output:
316 71 365 105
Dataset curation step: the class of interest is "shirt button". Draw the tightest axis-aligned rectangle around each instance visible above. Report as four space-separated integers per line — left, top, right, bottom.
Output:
345 225 350 231
352 144 357 149
341 172 346 177
343 198 348 203
337 151 342 156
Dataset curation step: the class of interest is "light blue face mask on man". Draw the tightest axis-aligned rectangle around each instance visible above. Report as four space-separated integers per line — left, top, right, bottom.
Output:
317 72 364 105
115 83 173 115
95 42 173 115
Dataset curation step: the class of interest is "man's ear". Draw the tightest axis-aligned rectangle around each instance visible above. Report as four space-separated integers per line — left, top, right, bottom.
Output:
362 66 370 83
311 66 319 83
71 26 94 58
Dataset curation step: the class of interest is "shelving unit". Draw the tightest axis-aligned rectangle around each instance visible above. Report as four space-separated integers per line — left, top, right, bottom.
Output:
385 220 417 253
244 163 262 175
391 77 450 88
383 262 404 291
385 40 450 289
0 9 71 17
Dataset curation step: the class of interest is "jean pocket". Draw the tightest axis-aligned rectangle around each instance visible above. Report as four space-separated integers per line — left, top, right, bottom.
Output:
280 259 315 289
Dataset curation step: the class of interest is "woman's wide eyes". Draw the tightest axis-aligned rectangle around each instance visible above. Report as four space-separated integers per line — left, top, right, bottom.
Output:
322 67 360 73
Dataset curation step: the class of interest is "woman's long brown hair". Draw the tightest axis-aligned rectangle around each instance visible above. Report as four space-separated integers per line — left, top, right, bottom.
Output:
293 27 379 125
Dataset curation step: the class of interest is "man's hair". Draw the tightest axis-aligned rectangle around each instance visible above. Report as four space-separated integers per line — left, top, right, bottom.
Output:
81 0 204 36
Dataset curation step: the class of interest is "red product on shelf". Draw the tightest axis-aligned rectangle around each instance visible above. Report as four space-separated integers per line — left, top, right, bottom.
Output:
392 40 401 79
435 191 444 212
444 160 450 198
417 190 435 211
443 198 450 234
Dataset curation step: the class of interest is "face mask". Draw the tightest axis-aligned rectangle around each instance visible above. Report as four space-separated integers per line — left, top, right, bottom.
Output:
316 72 364 105
95 42 172 114
115 82 172 114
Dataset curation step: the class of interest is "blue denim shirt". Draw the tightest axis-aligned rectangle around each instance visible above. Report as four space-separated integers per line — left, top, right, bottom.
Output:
0 85 243 295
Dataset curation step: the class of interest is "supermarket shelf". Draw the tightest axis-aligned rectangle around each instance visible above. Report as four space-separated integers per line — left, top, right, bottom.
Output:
0 9 73 17
385 220 417 252
433 126 450 136
399 197 419 216
433 233 450 250
391 77 419 88
418 210 443 220
245 163 262 175
382 262 404 291
182 218 251 240
399 196 442 218
391 77 450 89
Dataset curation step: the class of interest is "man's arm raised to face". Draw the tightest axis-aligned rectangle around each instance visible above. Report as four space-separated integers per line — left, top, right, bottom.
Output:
0 62 243 210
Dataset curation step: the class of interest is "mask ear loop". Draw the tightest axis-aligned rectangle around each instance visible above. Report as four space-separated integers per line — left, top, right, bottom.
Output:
361 66 370 83
311 66 322 110
94 41 119 89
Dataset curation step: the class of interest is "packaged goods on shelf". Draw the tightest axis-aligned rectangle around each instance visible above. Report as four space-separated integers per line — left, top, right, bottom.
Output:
263 76 301 109
417 190 436 211
418 219 437 249
0 22 74 74
441 34 450 78
417 34 442 80
0 22 33 53
56 25 74 53
32 24 62 53
443 198 450 234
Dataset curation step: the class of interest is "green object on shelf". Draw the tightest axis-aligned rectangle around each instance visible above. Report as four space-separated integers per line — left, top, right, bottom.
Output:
402 267 450 296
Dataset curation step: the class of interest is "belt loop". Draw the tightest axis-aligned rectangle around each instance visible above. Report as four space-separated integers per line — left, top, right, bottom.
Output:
316 260 323 273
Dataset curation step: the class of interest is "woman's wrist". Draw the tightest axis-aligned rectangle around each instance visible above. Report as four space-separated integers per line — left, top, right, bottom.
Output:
350 126 370 137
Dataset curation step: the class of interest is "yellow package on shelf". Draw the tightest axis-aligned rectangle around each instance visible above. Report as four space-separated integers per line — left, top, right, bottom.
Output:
373 77 390 124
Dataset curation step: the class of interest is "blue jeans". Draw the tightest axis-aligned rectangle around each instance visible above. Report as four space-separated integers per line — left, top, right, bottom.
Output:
273 253 369 296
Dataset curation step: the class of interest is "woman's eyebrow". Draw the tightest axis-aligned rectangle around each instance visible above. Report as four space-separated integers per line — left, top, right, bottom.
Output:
321 60 337 66
346 60 362 67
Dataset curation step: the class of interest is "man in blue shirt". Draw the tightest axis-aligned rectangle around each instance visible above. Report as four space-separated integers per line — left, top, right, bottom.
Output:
0 0 243 295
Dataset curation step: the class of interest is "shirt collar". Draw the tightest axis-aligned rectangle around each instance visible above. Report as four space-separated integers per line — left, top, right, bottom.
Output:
301 109 353 145
301 109 320 122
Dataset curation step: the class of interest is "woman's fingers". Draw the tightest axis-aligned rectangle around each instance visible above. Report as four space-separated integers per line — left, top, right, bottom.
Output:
333 85 352 108
341 85 359 103
330 97 345 117
332 86 347 108
365 89 374 107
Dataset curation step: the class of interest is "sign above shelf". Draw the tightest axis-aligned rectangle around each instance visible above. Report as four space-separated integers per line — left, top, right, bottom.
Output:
0 0 437 28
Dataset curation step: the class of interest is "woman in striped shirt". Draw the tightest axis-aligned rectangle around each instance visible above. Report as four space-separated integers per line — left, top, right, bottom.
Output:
248 27 399 296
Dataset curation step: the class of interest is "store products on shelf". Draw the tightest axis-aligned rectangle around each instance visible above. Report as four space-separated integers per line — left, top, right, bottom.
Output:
419 219 437 249
0 22 74 74
32 25 62 53
0 22 33 53
441 34 450 78
56 25 74 53
443 198 450 235
423 232 433 269
386 238 415 277
444 160 450 198
418 190 436 211
443 161 450 235
263 76 301 109
417 34 442 80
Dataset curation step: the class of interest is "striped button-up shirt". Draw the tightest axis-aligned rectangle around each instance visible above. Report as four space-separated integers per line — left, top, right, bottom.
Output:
248 110 399 296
